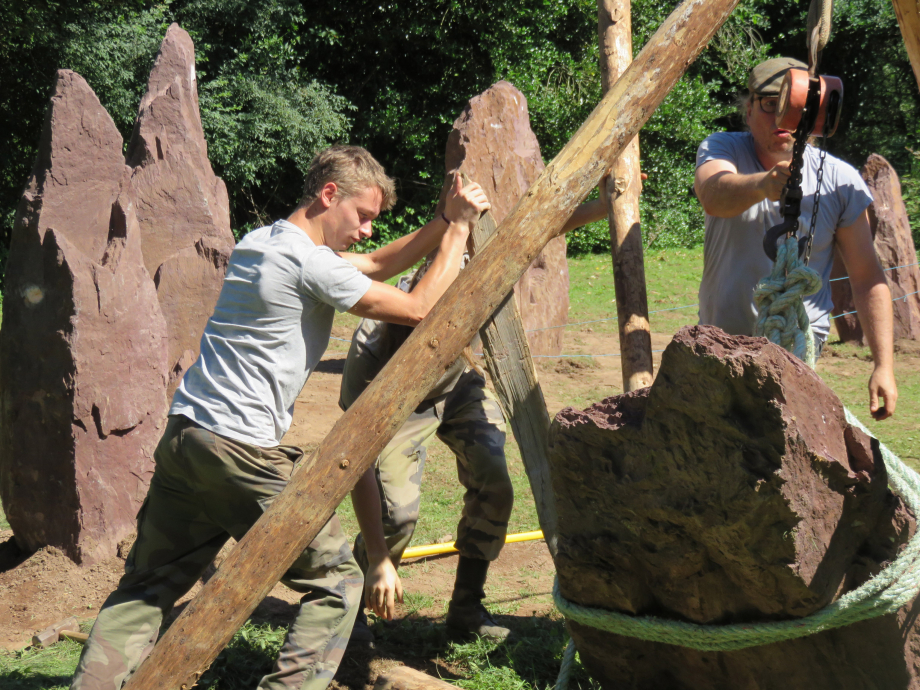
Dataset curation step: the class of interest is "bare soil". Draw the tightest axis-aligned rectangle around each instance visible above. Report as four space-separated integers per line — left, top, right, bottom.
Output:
0 324 916 689
0 322 638 655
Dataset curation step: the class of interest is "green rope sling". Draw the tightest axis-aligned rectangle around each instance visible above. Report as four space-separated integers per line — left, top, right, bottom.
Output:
552 236 920 686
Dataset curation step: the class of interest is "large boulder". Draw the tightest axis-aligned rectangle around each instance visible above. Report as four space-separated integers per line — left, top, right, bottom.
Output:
549 325 919 688
440 81 569 356
0 71 169 565
127 23 234 395
831 154 920 343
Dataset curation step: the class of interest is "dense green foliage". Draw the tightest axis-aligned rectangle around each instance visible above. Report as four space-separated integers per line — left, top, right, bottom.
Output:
1 0 918 272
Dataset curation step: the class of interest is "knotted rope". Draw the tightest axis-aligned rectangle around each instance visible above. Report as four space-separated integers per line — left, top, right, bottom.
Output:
753 235 822 367
553 234 920 689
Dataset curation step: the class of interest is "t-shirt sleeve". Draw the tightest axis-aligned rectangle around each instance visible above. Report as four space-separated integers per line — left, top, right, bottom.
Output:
300 247 372 312
696 132 739 169
833 163 874 229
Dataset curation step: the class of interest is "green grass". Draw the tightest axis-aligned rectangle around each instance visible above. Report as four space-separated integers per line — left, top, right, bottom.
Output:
445 619 598 690
334 438 541 550
366 615 598 690
566 247 703 338
0 641 82 690
196 622 288 689
0 621 92 690
818 341 920 465
565 249 917 462
2 246 919 690
0 620 292 690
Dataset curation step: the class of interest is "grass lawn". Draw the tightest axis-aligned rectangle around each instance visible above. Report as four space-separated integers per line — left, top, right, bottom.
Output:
1 246 918 690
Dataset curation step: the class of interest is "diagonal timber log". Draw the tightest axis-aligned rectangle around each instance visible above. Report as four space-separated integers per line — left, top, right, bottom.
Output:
469 207 559 557
123 0 742 685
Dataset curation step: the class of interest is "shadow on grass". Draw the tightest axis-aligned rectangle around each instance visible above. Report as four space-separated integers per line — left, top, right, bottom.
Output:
1 605 596 690
334 613 598 690
0 639 84 690
0 668 76 690
177 607 595 690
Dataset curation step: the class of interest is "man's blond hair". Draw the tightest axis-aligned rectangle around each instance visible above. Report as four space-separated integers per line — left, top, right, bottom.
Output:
300 145 397 211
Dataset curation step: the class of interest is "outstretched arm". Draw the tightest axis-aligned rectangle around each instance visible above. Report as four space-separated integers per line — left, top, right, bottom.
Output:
351 468 403 620
695 159 791 218
342 175 487 282
836 210 897 420
348 175 489 325
557 173 649 234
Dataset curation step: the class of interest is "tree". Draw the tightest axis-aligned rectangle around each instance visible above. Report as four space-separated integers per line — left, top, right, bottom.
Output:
0 0 352 270
2 0 917 274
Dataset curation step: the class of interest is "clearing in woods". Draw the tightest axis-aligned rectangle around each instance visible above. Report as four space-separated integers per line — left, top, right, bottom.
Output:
0 248 917 689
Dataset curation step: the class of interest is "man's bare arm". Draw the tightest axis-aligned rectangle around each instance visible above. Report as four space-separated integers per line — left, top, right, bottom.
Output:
342 217 445 282
351 469 403 620
342 176 487 282
348 216 472 326
836 210 897 419
695 159 791 218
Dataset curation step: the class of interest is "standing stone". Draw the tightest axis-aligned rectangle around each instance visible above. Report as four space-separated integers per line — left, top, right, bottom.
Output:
440 81 569 356
127 23 234 395
549 325 920 689
831 154 920 343
0 71 169 565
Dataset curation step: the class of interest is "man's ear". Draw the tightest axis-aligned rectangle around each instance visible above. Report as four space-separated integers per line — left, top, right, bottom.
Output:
320 182 338 208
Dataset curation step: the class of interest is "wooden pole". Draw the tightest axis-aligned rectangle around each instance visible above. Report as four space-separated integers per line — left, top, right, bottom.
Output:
373 666 458 690
598 0 654 392
468 205 559 557
123 1 741 685
893 0 920 92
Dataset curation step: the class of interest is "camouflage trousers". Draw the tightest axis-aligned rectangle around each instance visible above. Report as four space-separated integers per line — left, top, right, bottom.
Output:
353 370 513 573
71 415 363 690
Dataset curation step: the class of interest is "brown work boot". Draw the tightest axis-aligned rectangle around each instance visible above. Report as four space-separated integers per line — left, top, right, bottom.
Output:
349 607 375 648
446 596 511 641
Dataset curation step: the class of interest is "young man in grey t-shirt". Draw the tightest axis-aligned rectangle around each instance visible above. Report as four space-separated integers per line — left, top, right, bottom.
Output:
71 146 491 690
694 57 897 421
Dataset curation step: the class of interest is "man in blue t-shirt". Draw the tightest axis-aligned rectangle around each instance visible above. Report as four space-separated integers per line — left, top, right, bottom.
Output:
695 57 897 420
71 146 491 690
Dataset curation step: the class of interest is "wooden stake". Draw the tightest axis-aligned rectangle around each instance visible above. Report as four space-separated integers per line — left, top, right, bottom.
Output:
893 0 920 92
599 0 654 392
373 666 458 690
122 1 741 685
468 204 558 557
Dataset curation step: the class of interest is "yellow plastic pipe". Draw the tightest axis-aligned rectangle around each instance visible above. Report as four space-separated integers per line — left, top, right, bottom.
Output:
401 530 544 560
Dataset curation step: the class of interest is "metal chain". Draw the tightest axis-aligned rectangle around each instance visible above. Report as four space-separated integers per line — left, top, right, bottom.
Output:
803 138 828 266
783 120 811 238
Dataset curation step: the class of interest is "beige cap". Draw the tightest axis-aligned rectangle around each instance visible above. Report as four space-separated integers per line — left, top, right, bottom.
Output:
748 57 808 95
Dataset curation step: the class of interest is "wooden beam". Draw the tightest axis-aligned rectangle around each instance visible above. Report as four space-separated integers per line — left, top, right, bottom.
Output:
893 0 920 92
468 205 559 557
373 666 457 690
599 0 654 392
122 0 741 686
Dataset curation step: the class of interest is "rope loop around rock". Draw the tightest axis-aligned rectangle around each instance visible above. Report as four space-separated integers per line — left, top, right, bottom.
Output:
554 235 920 688
552 413 920 662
